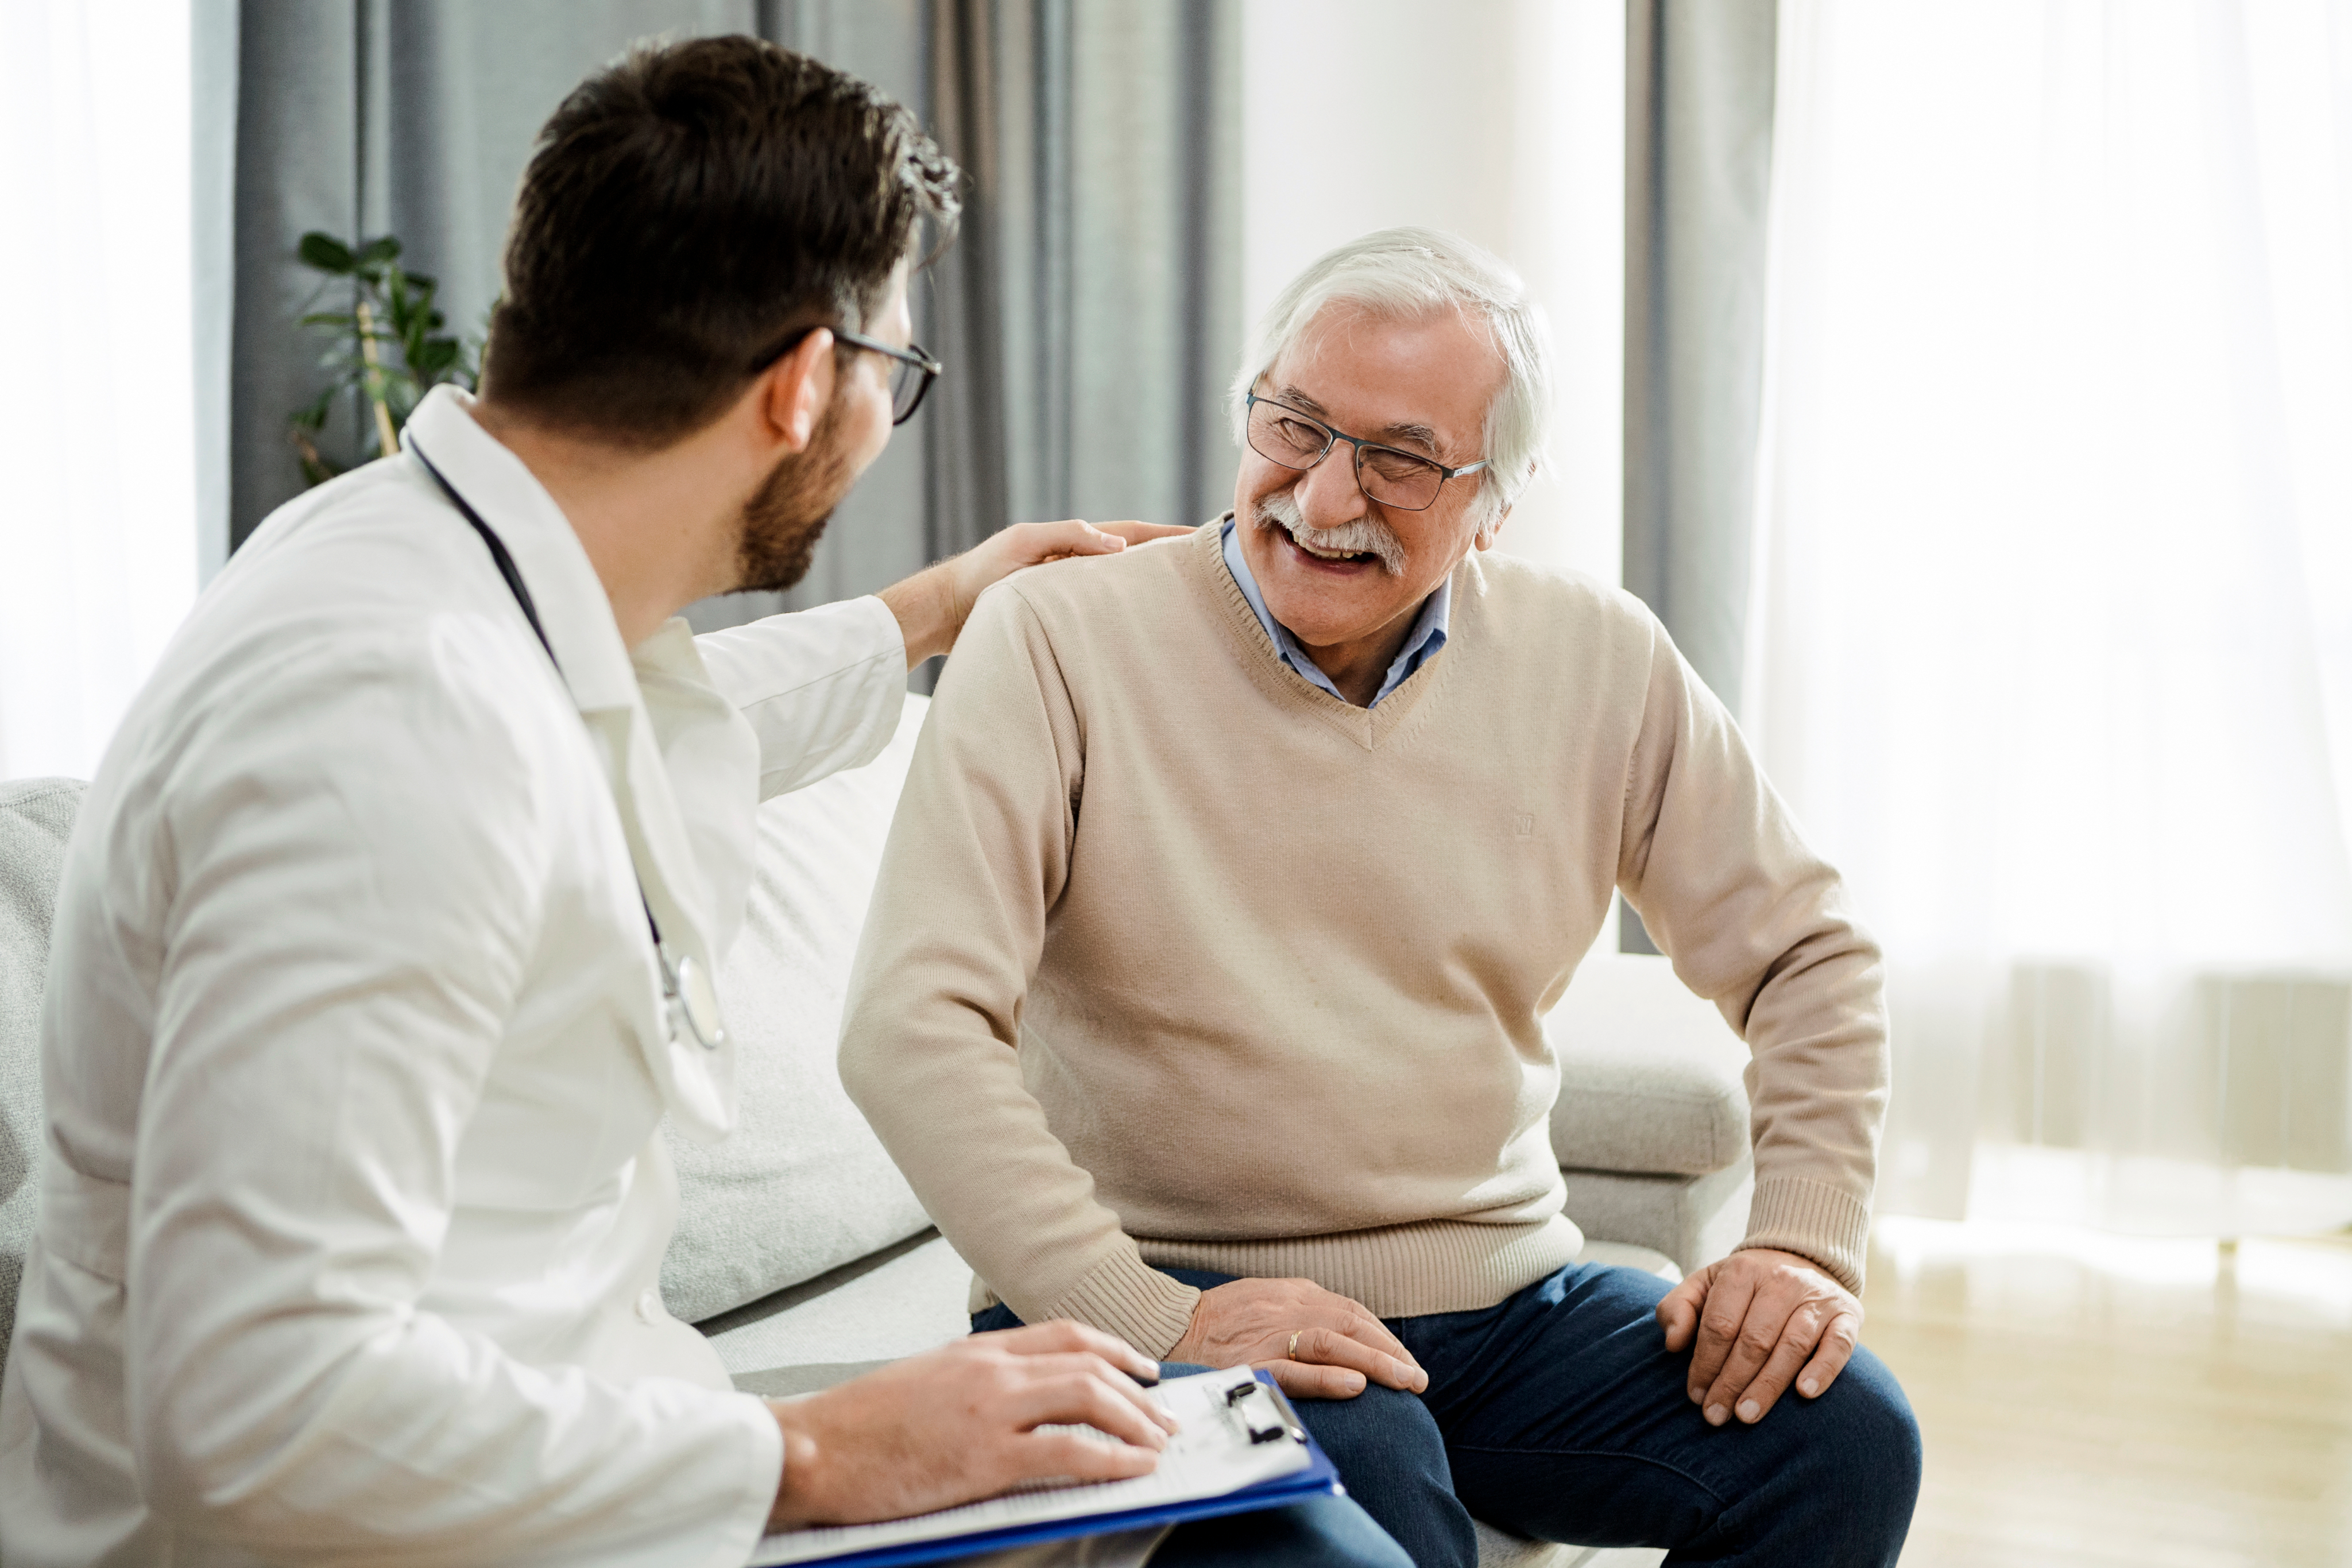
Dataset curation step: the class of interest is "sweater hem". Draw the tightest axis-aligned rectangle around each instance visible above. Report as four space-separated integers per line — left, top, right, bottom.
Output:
1135 1213 1585 1322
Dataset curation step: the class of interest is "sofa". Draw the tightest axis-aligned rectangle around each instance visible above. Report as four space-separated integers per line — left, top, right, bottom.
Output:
1 694 1755 1568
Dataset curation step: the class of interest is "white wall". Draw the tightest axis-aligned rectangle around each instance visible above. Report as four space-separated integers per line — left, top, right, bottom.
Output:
1240 0 1623 583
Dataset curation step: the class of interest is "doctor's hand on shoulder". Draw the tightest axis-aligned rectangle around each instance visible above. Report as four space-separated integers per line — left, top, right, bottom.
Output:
762 1321 1177 1532
879 519 1192 667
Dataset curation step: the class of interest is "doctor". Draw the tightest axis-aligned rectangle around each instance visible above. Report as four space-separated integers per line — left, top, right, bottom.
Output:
0 35 1404 1568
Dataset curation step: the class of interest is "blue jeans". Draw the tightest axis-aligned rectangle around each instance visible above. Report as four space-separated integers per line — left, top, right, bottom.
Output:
1147 1489 1412 1568
975 1263 1920 1568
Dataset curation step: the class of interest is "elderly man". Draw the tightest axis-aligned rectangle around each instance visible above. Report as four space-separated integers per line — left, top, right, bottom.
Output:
840 228 1920 1567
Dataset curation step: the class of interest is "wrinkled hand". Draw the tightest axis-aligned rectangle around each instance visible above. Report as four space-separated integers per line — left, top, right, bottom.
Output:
764 1321 1177 1531
881 519 1193 665
1167 1277 1428 1401
1656 1247 1861 1427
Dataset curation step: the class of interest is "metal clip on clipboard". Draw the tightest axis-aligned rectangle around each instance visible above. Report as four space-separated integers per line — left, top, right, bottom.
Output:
1222 1378 1309 1446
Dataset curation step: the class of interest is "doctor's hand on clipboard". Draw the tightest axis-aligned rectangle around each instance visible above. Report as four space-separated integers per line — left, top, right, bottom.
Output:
880 520 1193 666
761 1322 1179 1535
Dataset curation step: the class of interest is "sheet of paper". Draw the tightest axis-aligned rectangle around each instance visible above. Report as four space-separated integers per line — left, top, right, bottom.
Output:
746 1368 1310 1567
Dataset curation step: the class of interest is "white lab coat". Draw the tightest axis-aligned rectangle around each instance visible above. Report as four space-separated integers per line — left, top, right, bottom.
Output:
0 387 910 1567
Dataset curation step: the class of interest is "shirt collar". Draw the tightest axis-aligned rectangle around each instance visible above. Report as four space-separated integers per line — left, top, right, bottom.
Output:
400 385 643 717
1220 515 1450 707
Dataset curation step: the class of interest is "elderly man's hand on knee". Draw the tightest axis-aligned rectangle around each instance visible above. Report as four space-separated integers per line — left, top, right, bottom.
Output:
1169 1278 1429 1401
1656 1248 1863 1427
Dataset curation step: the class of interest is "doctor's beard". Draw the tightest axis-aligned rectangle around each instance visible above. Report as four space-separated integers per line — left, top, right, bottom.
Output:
732 388 857 595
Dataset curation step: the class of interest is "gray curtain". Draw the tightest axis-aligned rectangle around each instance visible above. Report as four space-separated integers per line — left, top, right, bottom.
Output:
229 1 750 552
922 0 1240 562
223 0 1240 648
1620 0 1778 952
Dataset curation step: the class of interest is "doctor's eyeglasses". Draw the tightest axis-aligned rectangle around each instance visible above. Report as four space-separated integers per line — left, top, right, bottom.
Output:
749 326 942 425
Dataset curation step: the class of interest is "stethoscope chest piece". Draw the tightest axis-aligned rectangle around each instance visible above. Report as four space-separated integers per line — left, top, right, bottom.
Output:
665 950 727 1052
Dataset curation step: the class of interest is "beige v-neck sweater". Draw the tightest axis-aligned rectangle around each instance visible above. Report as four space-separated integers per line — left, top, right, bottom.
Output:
840 522 1886 1358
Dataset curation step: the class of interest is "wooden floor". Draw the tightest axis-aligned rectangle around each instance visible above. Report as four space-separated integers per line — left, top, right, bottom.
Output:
1861 1218 2352 1567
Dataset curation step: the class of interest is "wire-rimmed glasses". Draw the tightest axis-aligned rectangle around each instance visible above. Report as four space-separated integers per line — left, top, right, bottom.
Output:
1243 392 1489 511
749 326 943 425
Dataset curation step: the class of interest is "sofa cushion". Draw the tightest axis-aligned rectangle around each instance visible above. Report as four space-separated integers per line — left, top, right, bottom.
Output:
2 778 83 1380
706 1229 974 1378
1547 955 1751 1177
662 696 935 1325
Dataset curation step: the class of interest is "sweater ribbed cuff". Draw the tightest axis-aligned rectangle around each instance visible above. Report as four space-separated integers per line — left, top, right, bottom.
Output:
1045 1245 1203 1362
1739 1175 1873 1294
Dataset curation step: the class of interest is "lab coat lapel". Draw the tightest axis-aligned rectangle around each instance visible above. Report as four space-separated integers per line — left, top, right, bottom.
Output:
400 388 741 1141
583 698 741 1141
630 621 761 961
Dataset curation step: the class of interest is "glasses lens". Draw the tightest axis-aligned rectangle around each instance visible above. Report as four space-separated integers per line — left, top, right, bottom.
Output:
889 350 934 424
1247 400 1330 470
1355 447 1445 510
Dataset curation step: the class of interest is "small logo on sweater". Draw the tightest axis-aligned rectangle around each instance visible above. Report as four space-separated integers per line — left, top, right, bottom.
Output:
1513 814 1534 838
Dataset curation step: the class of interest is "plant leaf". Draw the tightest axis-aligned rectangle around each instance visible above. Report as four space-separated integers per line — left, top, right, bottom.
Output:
298 232 355 273
357 235 401 266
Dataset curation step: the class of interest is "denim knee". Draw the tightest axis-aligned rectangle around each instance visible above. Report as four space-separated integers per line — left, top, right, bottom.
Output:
1844 1354 1919 1495
1288 1378 1448 1499
1806 1347 1923 1554
1155 1496 1414 1568
1287 1380 1473 1568
1835 1349 1922 1489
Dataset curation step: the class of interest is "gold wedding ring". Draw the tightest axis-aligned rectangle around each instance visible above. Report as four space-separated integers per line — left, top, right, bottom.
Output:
1288 1330 1301 1360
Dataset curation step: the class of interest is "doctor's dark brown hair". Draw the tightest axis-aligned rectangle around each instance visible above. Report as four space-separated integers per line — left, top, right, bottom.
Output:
479 36 958 446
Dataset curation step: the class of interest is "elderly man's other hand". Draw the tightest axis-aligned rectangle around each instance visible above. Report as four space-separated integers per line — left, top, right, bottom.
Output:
763 1322 1176 1531
1656 1247 1862 1427
1168 1278 1429 1401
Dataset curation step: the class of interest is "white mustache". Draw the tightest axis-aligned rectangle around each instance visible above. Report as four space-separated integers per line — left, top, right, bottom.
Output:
1255 490 1406 576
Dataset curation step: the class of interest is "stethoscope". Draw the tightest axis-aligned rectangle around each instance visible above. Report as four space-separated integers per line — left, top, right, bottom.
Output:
411 441 727 1054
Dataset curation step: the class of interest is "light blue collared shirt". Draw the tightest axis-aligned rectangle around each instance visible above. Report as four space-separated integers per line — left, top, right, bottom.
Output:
1221 516 1449 708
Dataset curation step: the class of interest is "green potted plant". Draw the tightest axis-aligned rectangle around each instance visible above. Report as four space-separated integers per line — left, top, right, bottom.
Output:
289 231 479 485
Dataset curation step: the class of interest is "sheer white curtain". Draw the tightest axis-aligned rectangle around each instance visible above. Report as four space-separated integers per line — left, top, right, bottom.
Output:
0 1 198 783
1748 0 2352 1236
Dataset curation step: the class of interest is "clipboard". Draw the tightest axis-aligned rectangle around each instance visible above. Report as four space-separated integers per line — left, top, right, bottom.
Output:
746 1369 1343 1568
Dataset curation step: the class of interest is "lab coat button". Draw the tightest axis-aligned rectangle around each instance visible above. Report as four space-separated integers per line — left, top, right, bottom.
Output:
636 1288 662 1323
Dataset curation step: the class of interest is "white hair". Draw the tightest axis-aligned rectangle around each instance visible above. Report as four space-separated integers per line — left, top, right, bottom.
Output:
1228 227 1554 535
